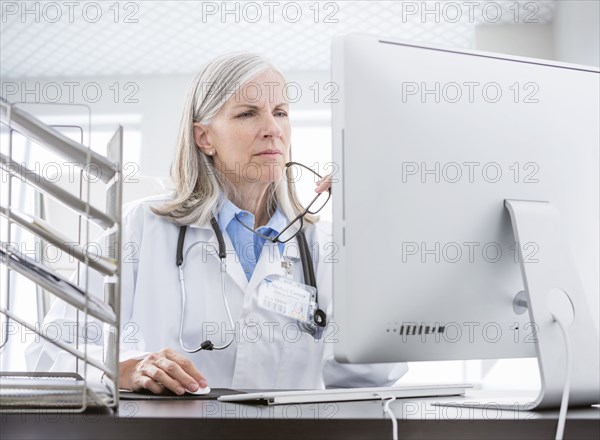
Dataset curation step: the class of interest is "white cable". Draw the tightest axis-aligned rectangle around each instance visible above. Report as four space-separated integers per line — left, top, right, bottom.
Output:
374 394 398 440
553 315 572 440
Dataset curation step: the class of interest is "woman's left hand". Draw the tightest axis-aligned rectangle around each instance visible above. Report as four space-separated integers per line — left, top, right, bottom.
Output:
315 174 332 194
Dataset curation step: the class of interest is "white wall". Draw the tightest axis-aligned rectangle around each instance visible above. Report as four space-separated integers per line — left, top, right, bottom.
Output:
475 23 555 59
554 0 600 67
475 1 599 67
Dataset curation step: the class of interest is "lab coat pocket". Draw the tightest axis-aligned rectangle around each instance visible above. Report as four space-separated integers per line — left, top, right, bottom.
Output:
276 321 325 389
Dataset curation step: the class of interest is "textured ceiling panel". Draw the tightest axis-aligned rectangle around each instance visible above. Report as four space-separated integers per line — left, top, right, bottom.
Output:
0 1 556 78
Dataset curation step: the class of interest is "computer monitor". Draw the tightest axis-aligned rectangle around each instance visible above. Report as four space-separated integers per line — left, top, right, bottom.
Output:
331 33 599 408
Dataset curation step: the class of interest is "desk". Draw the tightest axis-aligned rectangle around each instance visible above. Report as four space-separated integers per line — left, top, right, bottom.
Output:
2 390 599 439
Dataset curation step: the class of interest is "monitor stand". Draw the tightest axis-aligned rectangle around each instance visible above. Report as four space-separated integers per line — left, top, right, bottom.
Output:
437 199 600 410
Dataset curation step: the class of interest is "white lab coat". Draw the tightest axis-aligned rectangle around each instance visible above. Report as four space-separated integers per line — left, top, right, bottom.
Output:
26 194 407 389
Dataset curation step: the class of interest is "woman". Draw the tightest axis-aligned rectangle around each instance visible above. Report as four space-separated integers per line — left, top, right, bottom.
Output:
27 53 407 393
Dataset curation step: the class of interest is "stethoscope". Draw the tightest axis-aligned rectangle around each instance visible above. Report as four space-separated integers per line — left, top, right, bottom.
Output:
176 217 326 353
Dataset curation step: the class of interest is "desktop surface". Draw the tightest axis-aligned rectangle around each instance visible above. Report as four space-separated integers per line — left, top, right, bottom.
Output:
3 390 599 440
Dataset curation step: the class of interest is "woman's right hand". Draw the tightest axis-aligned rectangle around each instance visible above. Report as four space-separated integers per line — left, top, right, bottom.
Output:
119 348 208 395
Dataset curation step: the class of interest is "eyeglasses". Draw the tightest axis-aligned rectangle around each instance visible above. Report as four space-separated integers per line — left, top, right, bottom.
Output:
234 161 331 243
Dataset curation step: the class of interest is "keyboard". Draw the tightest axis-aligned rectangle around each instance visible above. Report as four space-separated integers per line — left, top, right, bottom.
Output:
217 383 472 405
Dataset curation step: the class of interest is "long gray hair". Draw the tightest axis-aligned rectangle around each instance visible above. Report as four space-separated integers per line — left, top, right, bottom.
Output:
152 52 317 227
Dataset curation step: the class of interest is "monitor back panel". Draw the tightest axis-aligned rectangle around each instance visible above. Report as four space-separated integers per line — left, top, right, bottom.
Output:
331 34 599 363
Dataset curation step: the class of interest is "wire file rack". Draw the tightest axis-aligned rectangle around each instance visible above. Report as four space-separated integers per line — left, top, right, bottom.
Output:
0 98 122 412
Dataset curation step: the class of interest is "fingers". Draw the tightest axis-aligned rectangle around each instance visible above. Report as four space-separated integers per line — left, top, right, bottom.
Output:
139 362 189 395
315 174 332 193
164 349 209 389
132 349 208 395
132 373 165 395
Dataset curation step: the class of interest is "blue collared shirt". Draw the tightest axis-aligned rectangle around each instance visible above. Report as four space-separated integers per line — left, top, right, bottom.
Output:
217 198 287 281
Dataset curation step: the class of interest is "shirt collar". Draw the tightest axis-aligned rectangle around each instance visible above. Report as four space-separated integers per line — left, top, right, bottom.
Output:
216 194 288 235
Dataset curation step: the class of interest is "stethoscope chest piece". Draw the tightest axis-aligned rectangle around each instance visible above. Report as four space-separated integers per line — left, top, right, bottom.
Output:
314 309 326 327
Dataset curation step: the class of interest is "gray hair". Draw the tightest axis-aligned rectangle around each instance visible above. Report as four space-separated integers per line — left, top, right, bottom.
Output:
152 52 318 227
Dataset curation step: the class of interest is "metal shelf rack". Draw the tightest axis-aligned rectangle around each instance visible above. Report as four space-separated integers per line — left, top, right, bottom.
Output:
0 98 122 411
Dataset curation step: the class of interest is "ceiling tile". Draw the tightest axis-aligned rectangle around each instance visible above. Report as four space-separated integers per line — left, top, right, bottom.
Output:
0 1 556 79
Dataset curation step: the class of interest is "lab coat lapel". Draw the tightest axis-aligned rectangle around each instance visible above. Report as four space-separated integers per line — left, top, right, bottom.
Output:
247 239 302 295
222 230 250 292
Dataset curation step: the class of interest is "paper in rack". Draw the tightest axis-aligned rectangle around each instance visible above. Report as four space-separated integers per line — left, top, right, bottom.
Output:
0 242 117 324
0 206 118 276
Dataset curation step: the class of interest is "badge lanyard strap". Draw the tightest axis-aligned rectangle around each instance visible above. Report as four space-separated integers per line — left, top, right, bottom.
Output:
295 228 327 327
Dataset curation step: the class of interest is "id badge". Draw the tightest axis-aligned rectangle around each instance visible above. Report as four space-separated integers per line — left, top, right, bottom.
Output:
257 274 316 323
